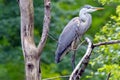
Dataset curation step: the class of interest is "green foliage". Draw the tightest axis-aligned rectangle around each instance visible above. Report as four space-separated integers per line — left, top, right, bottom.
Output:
98 0 120 5
111 5 120 26
98 64 120 80
91 2 120 79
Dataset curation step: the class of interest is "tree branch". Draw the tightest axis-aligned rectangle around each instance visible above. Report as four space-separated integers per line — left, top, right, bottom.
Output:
37 0 51 55
69 38 120 80
69 37 93 80
93 40 120 47
19 0 51 80
19 0 41 80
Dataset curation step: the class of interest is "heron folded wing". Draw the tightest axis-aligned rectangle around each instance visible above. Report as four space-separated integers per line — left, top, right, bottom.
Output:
55 17 81 63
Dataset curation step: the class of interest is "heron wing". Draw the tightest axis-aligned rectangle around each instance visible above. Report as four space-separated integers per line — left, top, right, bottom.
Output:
55 17 81 63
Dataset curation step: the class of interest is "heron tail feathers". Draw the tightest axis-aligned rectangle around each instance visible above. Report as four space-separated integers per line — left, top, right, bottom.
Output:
55 47 69 63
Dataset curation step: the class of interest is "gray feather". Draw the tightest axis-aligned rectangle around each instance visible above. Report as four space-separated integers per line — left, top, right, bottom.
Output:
55 17 81 63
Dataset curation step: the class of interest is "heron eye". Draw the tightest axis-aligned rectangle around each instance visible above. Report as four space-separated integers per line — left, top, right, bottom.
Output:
87 7 91 9
84 5 92 9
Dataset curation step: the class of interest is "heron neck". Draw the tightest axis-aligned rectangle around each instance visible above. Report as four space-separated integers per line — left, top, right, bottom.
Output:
79 11 92 32
79 11 91 21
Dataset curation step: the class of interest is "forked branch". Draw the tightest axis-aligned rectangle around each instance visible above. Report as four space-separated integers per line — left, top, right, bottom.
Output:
69 38 120 80
19 0 51 80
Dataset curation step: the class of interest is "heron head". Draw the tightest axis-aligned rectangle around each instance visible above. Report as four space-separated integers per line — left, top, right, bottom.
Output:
81 5 104 13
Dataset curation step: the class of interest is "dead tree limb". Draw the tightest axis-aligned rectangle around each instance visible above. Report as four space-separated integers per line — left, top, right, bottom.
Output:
69 37 93 80
69 38 120 80
19 0 51 80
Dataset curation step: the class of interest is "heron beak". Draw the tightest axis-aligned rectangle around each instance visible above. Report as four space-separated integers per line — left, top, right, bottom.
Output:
95 7 104 10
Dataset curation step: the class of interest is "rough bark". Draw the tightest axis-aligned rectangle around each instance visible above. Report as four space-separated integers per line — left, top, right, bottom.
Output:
19 0 51 80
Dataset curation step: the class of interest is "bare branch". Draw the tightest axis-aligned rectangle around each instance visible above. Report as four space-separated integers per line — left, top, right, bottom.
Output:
93 40 120 47
69 37 93 80
19 0 51 80
48 33 58 42
42 75 70 80
106 72 111 80
37 0 51 55
69 39 120 79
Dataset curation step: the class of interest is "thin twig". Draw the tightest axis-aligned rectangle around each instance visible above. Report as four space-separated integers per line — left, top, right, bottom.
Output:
42 75 70 80
76 40 86 50
48 32 58 42
93 40 120 47
106 72 111 80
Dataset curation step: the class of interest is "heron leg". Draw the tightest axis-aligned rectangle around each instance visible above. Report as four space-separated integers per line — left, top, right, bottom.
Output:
71 38 79 70
71 50 76 70
71 40 86 70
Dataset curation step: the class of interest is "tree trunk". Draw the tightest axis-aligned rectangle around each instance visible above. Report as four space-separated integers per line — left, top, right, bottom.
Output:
19 0 51 80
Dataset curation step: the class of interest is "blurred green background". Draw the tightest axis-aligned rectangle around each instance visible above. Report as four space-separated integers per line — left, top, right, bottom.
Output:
0 0 120 80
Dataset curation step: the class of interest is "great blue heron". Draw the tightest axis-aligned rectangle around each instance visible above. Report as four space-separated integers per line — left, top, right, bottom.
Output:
55 5 103 68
